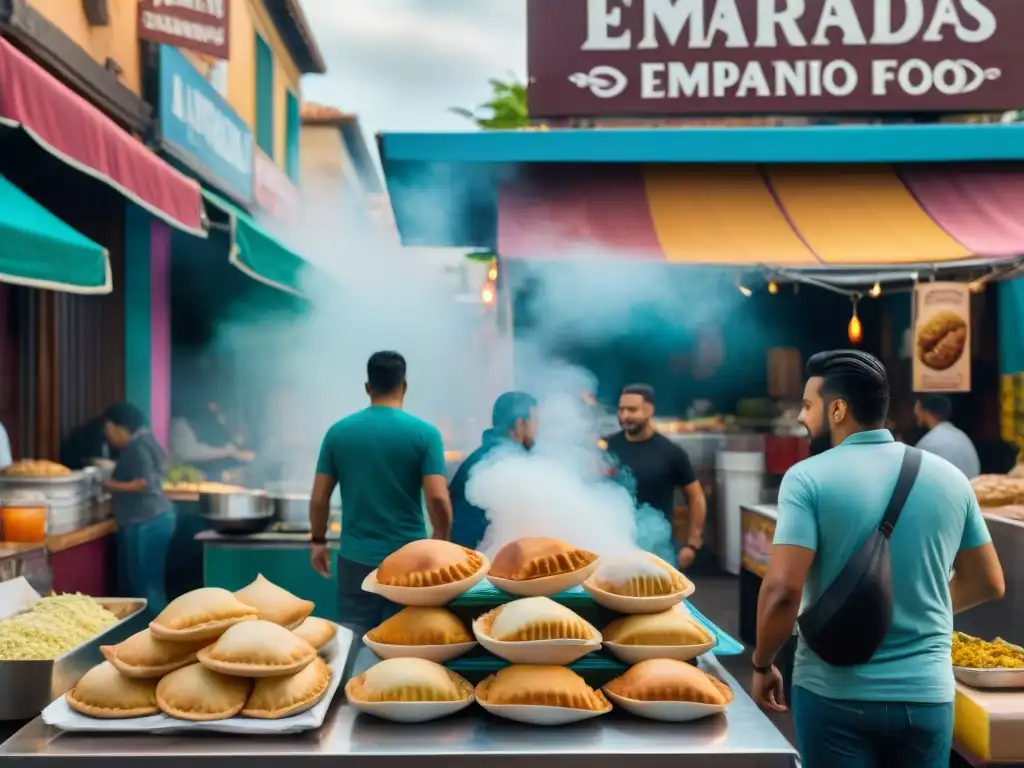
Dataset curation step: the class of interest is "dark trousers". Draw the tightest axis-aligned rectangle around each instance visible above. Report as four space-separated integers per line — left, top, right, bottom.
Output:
336 556 401 638
792 686 954 768
117 509 176 616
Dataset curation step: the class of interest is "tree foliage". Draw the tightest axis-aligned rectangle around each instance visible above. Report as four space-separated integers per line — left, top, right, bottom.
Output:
451 76 528 130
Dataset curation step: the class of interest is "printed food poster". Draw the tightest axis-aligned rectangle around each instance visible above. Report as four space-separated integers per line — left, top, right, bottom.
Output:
913 282 971 393
741 509 775 579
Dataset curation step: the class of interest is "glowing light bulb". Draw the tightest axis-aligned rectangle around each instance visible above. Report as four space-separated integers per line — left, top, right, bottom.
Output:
848 302 863 345
487 264 498 281
481 284 495 304
869 282 882 298
768 281 779 295
737 283 753 297
969 280 986 294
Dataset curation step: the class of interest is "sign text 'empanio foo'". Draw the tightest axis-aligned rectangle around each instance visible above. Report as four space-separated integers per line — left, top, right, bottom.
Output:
527 0 1024 118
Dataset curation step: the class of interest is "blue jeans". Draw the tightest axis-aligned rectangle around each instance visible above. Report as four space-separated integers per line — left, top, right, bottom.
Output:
792 686 954 768
117 510 176 616
336 556 400 638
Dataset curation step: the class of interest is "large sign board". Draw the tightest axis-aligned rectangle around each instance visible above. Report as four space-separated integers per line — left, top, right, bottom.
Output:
139 0 230 61
527 0 1024 119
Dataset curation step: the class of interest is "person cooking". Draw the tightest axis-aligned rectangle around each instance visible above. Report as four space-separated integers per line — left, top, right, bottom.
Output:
169 398 254 482
101 403 176 615
449 391 538 550
603 384 708 571
308 351 453 636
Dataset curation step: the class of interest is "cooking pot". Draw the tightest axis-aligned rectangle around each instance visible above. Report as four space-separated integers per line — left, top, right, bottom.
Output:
270 493 310 527
199 490 275 535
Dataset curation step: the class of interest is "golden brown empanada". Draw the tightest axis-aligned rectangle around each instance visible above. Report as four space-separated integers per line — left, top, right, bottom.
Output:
489 537 597 581
478 597 595 642
242 655 332 719
603 608 711 646
346 657 473 703
65 661 159 719
592 552 690 597
476 665 610 711
292 616 338 651
100 629 209 678
604 659 733 705
377 540 485 587
235 574 314 629
156 662 252 721
150 587 258 642
367 607 472 645
197 620 317 677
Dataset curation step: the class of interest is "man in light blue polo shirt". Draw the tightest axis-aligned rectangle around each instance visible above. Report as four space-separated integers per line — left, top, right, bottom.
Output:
751 350 1005 768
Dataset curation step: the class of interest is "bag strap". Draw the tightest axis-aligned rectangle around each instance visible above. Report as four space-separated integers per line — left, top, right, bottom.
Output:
879 446 923 539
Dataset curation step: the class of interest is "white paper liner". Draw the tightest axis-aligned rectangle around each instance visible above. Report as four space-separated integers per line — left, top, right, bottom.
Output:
42 625 353 735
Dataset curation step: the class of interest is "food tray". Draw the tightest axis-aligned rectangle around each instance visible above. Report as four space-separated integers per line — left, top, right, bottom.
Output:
448 581 744 657
953 666 1024 689
0 597 148 720
42 624 353 734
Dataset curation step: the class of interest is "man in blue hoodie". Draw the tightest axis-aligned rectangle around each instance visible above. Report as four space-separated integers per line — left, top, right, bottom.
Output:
449 392 537 550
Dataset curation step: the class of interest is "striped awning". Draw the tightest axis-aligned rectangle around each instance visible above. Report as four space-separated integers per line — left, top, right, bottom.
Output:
497 164 1024 267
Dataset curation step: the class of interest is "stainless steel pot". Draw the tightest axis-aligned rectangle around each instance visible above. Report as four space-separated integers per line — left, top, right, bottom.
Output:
270 493 310 528
199 490 275 535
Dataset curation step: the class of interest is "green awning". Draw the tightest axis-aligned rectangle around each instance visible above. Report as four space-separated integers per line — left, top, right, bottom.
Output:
202 189 309 296
0 173 110 293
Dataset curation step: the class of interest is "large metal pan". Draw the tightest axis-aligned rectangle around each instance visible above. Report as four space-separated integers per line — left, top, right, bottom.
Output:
199 490 275 535
269 493 310 528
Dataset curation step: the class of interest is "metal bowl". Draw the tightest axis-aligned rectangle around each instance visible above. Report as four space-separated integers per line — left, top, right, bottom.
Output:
199 490 275 535
953 665 1024 689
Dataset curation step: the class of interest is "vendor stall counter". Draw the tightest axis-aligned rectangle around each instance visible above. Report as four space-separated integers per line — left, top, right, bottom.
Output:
0 651 797 767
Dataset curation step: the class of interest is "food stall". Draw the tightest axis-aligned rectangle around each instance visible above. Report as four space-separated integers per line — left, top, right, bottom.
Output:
0 539 798 767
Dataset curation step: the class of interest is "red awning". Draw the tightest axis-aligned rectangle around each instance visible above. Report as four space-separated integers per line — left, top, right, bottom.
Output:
0 38 204 234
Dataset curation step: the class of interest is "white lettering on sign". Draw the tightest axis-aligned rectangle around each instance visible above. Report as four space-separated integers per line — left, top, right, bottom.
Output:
141 10 225 46
620 56 1000 100
170 73 251 175
153 0 226 20
583 0 998 51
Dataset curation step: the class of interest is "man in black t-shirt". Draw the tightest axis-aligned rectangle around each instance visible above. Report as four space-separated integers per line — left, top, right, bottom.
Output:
604 384 708 571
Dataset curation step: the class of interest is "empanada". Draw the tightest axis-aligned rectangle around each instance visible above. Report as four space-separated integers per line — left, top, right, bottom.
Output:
100 629 209 678
603 608 711 646
476 665 610 711
604 659 733 705
235 574 314 629
377 540 485 588
242 655 332 719
156 662 252 721
478 597 595 642
292 616 338 651
489 537 597 581
197 620 317 677
591 552 690 597
367 607 472 645
150 587 259 642
65 661 159 719
346 657 473 703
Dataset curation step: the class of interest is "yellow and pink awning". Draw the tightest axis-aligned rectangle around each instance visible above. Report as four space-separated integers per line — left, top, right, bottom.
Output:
497 164 1024 267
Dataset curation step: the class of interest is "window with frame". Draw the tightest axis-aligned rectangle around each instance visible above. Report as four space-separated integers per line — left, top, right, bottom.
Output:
254 32 275 157
285 90 300 182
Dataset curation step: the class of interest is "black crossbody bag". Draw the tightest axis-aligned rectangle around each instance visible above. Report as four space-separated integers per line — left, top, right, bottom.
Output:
796 446 923 667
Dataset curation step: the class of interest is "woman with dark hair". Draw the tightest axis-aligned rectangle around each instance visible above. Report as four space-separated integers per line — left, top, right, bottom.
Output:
102 402 176 614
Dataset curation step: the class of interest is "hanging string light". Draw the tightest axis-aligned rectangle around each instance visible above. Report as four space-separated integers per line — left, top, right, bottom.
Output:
848 296 863 345
736 278 752 297
869 281 882 298
487 260 499 282
768 280 779 295
481 283 496 305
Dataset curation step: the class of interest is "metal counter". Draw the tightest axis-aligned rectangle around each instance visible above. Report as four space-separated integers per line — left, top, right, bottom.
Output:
0 654 797 767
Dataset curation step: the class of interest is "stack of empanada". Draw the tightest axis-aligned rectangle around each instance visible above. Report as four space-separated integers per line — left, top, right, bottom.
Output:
364 607 476 662
602 606 715 663
68 578 338 724
476 665 611 725
473 597 600 665
345 657 475 723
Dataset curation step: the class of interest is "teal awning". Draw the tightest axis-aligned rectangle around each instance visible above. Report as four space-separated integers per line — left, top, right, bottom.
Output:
0 173 110 293
202 189 309 296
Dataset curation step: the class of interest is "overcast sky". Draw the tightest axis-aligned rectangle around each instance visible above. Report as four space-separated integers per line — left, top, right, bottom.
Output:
300 0 526 147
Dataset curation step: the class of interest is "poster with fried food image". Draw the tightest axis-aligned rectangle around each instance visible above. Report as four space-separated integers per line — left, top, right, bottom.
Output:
913 282 970 393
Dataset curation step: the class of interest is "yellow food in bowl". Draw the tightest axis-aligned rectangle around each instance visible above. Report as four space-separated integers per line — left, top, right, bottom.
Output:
952 631 1024 670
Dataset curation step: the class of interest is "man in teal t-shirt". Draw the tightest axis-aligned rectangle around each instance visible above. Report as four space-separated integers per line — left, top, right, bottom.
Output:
308 351 452 635
751 350 1005 768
